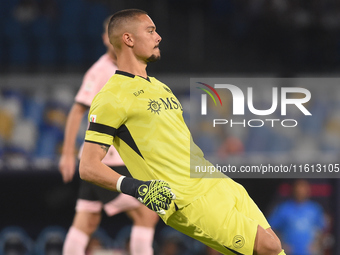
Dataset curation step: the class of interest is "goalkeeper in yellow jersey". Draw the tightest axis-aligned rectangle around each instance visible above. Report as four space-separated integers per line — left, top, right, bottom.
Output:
79 8 286 255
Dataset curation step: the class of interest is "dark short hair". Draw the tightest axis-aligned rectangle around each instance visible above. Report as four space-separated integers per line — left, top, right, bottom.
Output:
109 9 147 28
108 9 148 47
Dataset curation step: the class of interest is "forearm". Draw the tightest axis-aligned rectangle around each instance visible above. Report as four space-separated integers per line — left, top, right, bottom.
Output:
79 141 175 214
62 103 88 155
79 157 121 191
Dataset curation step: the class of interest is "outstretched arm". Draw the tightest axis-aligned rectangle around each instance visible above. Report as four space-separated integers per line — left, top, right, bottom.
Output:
79 141 175 214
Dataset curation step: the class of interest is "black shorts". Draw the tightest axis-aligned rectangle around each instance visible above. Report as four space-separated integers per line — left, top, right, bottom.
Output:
78 165 132 204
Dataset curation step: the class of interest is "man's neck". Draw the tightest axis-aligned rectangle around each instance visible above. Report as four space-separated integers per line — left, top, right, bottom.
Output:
117 54 148 79
107 51 117 66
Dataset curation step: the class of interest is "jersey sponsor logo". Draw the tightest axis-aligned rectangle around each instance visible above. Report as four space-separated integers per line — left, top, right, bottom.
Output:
160 97 183 111
147 99 161 114
90 115 97 122
232 235 245 248
147 97 183 114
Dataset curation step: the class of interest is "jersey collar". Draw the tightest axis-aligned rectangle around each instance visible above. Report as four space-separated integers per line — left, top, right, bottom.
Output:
115 70 151 82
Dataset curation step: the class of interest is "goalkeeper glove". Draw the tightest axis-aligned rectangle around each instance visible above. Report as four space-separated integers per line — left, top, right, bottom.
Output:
116 176 176 215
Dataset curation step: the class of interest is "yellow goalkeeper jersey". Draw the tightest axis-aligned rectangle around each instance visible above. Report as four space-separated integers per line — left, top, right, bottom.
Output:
85 70 225 222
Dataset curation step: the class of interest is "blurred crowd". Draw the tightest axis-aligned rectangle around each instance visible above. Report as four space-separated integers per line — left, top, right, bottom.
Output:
0 86 77 170
0 0 108 71
0 225 224 255
1 77 340 170
2 0 340 73
190 78 340 163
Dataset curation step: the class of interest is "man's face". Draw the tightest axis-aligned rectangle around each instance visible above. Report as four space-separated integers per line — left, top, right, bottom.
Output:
293 180 310 202
132 14 162 63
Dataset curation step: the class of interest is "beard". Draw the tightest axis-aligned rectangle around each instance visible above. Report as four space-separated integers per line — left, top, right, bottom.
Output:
146 51 161 63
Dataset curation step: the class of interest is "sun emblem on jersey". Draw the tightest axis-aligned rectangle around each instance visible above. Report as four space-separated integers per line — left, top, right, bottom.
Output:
147 99 161 114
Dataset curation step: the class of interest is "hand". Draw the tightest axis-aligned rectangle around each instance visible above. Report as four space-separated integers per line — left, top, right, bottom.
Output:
119 178 176 215
136 180 176 215
58 154 76 183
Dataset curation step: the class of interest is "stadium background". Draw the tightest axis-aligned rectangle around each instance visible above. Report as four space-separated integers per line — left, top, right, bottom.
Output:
0 0 340 254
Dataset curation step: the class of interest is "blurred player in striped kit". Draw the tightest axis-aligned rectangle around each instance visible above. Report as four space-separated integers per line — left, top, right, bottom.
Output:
59 16 158 255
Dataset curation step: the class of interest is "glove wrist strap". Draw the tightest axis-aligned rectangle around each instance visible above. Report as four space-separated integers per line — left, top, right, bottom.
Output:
116 176 125 192
119 177 143 197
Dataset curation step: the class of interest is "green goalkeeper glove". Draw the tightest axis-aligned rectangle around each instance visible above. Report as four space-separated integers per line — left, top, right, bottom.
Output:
116 176 176 215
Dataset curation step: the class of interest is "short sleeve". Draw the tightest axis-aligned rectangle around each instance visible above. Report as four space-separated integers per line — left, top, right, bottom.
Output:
75 71 103 106
85 91 126 146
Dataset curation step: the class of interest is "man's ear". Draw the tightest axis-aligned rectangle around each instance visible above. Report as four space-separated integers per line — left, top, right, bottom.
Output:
122 33 134 47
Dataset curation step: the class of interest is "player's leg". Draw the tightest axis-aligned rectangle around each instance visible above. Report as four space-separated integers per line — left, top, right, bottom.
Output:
104 165 159 255
266 228 281 248
126 205 159 255
63 179 105 255
125 203 159 227
234 181 284 255
167 178 285 255
253 225 282 255
104 193 159 255
72 210 102 235
63 201 102 255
